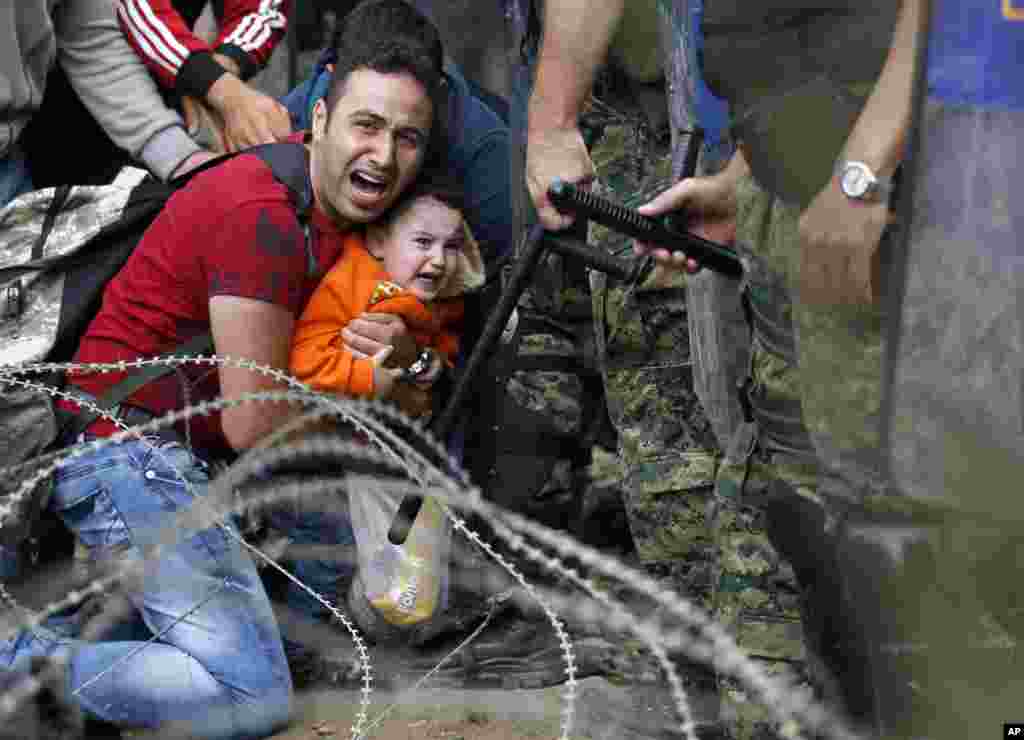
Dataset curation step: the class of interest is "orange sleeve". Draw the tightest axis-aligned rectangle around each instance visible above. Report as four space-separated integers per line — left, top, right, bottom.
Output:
431 331 460 363
290 257 376 396
432 299 464 363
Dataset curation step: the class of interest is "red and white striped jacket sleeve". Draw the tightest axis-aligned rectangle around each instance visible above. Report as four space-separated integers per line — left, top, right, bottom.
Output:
116 0 289 100
216 0 290 76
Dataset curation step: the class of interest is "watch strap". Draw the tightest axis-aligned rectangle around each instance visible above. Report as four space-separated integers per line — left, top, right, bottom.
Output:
398 348 437 383
837 160 894 201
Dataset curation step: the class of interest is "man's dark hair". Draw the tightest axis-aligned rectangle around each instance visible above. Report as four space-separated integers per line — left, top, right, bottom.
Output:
325 0 445 116
384 167 466 226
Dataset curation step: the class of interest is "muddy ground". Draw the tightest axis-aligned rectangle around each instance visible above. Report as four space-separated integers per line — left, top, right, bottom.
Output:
274 677 711 740
277 685 571 740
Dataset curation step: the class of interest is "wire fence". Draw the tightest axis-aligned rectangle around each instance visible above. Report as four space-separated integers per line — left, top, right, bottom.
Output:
0 354 861 740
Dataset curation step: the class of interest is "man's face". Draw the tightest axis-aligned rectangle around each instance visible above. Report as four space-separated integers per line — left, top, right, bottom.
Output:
310 68 433 229
369 196 466 302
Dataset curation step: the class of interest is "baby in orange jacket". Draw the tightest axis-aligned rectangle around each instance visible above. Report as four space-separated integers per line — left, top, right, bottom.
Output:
290 173 484 416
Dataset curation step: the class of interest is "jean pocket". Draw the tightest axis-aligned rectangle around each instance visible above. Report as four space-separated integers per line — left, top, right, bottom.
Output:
54 485 129 554
53 454 120 485
136 444 238 561
140 442 210 506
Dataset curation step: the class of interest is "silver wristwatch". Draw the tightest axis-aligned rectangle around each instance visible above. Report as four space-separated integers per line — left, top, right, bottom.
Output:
836 160 893 202
398 348 437 383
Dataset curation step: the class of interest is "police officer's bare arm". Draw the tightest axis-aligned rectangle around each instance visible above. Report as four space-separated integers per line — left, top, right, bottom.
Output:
525 0 735 271
525 0 625 230
798 0 922 307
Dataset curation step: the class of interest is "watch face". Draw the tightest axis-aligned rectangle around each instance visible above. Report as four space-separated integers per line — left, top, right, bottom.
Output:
408 350 434 378
841 163 872 198
839 163 872 198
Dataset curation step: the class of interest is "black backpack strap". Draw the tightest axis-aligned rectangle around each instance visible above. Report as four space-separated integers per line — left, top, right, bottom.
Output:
246 142 317 277
58 332 214 444
523 0 542 64
167 151 240 188
246 142 314 220
31 185 72 261
1 186 75 290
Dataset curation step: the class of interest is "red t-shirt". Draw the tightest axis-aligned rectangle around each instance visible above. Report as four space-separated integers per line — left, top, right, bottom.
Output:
65 142 346 453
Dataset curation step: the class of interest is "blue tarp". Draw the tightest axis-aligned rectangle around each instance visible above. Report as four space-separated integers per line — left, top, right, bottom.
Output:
928 0 1024 109
886 0 1024 511
688 0 732 166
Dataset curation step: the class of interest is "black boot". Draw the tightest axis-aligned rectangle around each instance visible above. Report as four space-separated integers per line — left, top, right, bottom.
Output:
760 485 877 736
0 657 85 740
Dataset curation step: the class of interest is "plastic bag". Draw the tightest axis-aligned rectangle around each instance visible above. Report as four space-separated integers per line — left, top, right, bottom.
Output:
347 475 450 627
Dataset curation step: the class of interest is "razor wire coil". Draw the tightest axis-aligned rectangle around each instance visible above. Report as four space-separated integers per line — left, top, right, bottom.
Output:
0 355 862 740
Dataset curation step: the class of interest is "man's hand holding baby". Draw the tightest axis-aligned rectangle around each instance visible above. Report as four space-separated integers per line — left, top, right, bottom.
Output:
341 312 419 367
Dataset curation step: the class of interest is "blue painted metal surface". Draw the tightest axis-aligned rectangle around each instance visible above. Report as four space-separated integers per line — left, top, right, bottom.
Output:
887 0 1024 508
687 0 731 160
928 0 1024 109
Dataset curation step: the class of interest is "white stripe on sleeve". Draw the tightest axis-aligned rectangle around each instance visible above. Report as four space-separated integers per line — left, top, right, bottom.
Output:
117 1 180 73
130 0 192 62
224 15 255 46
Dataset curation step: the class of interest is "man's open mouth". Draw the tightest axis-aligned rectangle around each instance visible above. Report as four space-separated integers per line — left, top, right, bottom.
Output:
350 170 389 199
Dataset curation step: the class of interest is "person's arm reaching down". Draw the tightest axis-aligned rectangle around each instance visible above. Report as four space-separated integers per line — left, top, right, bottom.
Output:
56 0 204 182
117 0 291 152
198 0 293 152
526 0 626 230
204 65 292 152
115 0 288 94
214 0 290 82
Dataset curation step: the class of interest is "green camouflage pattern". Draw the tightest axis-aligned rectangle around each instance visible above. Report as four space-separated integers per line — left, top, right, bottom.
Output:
733 174 888 510
497 169 601 513
588 123 805 738
709 175 895 737
608 0 664 84
710 430 808 740
507 330 585 437
588 123 718 571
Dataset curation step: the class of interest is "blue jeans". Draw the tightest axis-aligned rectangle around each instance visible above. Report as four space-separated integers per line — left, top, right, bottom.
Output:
0 438 292 739
0 145 33 209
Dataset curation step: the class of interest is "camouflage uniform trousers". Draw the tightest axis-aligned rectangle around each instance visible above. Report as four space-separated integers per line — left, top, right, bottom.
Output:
731 175 889 514
588 126 807 737
710 174 896 734
720 173 1024 740
492 216 604 533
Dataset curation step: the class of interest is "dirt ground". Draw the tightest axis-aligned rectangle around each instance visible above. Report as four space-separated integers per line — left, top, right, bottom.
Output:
269 675 713 740
275 686 581 740
282 714 564 740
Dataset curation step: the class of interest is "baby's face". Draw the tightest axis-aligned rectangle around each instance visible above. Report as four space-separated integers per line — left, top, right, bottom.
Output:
375 196 466 301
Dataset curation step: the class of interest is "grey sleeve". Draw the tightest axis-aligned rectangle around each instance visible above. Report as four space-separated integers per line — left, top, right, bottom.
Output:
53 0 202 181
